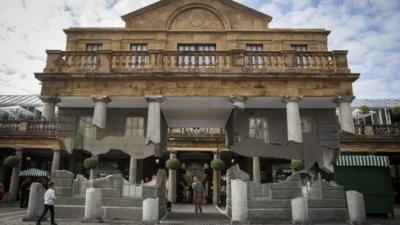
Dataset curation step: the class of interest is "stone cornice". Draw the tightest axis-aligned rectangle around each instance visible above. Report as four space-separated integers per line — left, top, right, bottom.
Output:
35 72 360 82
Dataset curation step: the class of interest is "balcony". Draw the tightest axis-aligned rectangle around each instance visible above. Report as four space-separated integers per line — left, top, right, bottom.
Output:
354 124 400 137
168 128 226 150
42 50 351 75
0 120 57 137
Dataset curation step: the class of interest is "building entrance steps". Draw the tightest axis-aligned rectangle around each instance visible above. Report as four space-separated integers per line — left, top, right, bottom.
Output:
159 204 230 224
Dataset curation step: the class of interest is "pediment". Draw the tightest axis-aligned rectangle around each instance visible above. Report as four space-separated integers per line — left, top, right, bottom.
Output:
122 0 272 31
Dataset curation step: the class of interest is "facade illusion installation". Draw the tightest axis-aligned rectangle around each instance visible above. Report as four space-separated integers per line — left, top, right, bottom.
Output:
2 0 362 220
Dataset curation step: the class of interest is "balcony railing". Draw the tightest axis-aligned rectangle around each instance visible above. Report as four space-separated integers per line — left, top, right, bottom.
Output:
168 128 225 138
354 124 400 137
43 50 350 74
0 120 56 136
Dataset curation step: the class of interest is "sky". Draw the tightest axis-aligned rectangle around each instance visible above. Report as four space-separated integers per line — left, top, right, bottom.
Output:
0 0 399 98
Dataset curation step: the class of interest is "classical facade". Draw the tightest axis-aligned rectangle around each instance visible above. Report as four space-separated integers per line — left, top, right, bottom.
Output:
1 0 363 211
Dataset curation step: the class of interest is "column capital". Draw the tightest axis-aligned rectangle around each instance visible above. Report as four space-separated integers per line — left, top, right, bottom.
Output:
334 96 355 104
230 96 247 109
145 95 164 103
40 96 60 104
92 96 111 103
283 96 302 103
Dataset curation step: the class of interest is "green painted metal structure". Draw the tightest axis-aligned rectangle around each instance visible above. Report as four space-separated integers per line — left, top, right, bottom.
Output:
334 155 394 216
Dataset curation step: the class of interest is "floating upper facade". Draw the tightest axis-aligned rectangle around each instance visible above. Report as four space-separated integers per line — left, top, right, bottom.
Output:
36 0 358 98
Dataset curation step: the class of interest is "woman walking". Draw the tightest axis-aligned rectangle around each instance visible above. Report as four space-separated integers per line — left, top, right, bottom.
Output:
37 181 57 225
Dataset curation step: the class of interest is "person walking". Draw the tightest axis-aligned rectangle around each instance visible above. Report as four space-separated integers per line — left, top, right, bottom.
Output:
37 181 57 225
191 176 204 214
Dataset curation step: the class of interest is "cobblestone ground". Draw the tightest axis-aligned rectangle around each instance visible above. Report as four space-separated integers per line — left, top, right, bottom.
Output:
0 202 399 225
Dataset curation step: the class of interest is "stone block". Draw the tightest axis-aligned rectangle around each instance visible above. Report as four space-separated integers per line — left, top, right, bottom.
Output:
231 179 248 222
102 206 142 221
271 181 302 190
51 177 73 188
56 196 85 205
272 189 302 199
308 199 346 208
84 187 102 222
54 187 72 196
248 199 291 209
92 174 123 189
102 197 143 207
309 208 348 221
346 191 366 224
248 208 291 220
143 198 159 223
54 205 85 218
23 183 46 221
99 188 121 197
291 197 309 224
52 170 74 179
322 189 346 199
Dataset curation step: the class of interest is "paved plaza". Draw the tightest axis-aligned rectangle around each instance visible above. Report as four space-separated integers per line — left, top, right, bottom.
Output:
0 203 399 225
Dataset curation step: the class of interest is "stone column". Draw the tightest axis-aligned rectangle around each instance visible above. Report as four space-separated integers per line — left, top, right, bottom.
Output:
346 191 366 225
143 197 159 223
23 183 46 221
51 149 61 175
168 152 177 203
230 96 247 110
284 96 303 143
231 179 248 222
291 197 309 224
252 156 261 183
40 96 60 122
84 187 102 222
146 96 163 145
92 96 111 129
129 156 137 184
89 154 98 180
212 153 221 205
8 149 23 201
335 96 355 134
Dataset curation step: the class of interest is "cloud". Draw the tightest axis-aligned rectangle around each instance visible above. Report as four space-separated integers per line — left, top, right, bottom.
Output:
0 0 399 99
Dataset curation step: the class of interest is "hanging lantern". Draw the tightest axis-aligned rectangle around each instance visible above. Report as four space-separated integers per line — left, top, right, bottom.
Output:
181 163 186 170
204 163 209 169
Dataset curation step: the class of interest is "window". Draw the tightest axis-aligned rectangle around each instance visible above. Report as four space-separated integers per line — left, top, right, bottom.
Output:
130 44 148 67
291 44 308 68
125 117 145 136
301 118 313 133
78 116 96 137
86 44 103 51
249 118 270 143
85 44 103 69
246 44 263 68
177 44 216 68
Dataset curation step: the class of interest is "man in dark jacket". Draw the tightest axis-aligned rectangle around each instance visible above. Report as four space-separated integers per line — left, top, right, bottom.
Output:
19 177 32 208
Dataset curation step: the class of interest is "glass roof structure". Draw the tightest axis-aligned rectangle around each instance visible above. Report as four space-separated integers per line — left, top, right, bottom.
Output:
352 99 400 109
0 95 42 107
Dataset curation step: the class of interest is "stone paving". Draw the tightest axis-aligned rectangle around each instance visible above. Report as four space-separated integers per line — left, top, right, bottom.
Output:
0 202 399 225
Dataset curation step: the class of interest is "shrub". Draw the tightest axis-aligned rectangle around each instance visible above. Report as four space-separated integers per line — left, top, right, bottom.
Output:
83 157 99 169
392 106 400 116
210 158 225 171
4 156 20 168
166 158 181 170
359 105 370 115
291 159 304 171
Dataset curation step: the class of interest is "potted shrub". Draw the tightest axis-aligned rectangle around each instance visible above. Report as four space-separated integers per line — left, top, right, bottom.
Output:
83 157 99 169
3 156 20 168
210 158 225 171
291 159 304 172
359 105 370 115
166 158 181 170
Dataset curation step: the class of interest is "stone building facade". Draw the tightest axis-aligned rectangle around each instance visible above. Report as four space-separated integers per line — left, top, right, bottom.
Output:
2 0 360 206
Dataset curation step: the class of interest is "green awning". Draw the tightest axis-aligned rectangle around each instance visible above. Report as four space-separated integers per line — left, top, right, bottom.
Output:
336 155 389 167
19 168 50 177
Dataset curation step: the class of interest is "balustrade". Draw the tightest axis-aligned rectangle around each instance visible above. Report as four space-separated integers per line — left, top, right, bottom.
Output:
43 50 349 74
353 124 400 137
0 120 56 136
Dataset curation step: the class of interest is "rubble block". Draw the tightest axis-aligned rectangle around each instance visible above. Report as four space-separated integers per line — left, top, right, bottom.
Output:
84 187 102 222
102 206 142 221
23 183 46 221
291 197 309 224
226 165 250 217
51 170 74 196
92 174 123 189
346 191 366 225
